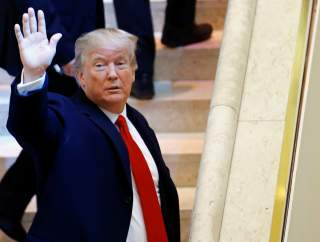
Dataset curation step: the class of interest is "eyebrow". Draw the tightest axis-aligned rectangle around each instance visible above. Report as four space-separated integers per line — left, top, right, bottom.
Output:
93 53 126 59
92 56 107 62
92 54 127 61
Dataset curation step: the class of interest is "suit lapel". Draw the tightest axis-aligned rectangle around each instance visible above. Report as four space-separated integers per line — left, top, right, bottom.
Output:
126 105 166 173
72 91 132 187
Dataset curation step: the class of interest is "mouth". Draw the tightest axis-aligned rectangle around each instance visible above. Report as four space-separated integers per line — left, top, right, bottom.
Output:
105 86 121 93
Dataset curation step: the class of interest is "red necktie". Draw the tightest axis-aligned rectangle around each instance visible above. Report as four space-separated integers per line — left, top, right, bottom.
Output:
115 115 168 242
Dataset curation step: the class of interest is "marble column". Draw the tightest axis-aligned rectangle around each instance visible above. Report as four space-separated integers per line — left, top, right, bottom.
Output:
189 0 257 241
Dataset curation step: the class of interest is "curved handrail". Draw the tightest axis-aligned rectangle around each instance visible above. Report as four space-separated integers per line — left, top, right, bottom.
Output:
189 0 257 241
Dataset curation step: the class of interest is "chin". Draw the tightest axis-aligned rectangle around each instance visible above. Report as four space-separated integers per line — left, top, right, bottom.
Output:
101 97 126 111
106 93 126 102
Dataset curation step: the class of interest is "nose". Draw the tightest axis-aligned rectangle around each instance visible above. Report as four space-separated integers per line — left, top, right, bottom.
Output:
106 63 118 81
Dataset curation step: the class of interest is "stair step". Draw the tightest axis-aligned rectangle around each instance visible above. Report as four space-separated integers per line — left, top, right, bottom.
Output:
1 80 212 136
20 187 196 242
0 135 198 242
157 132 203 186
0 33 221 84
178 187 195 212
0 86 10 104
104 0 223 81
0 137 21 159
104 0 227 32
23 187 195 216
154 32 221 80
3 190 196 242
0 133 204 187
128 80 212 132
178 187 196 242
0 70 13 85
0 33 221 82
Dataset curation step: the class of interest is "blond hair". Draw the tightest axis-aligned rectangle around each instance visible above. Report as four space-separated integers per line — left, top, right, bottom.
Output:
74 28 138 71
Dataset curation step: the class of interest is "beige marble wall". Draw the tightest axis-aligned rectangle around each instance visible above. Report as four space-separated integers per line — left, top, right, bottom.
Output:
220 0 304 242
220 121 283 242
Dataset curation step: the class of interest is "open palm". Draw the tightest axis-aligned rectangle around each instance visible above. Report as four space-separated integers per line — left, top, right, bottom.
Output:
15 8 62 81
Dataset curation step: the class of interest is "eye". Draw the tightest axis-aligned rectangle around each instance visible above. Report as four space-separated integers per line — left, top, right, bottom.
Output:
116 61 128 69
116 61 125 66
94 63 106 70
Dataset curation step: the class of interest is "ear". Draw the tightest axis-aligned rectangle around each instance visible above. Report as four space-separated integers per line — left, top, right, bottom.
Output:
77 70 86 90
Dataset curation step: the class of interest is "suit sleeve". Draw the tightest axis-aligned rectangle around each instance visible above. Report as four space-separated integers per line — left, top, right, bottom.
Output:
19 0 75 66
6 74 62 155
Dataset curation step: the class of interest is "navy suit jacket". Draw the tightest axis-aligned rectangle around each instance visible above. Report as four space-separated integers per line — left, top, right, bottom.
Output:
7 76 180 242
0 0 105 76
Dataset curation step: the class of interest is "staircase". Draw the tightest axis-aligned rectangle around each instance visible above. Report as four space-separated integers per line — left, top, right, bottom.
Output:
0 0 227 241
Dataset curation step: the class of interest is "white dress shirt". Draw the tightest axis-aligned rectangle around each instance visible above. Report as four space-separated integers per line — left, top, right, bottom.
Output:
17 71 161 242
101 107 160 242
17 70 46 96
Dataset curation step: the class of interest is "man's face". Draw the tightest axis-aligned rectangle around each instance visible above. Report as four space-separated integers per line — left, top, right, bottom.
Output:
78 47 134 113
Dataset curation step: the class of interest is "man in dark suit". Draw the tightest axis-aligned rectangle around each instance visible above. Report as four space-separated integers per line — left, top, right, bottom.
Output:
7 8 180 242
0 0 161 239
0 1 157 240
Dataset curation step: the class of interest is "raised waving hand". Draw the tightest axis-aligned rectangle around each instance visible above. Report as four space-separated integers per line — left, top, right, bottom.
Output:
14 8 62 82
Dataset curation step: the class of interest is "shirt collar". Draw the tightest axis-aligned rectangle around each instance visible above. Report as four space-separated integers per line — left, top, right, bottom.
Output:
99 105 127 124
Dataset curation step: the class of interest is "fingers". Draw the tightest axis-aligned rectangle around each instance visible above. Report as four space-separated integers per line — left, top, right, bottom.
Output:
37 10 47 36
14 24 23 45
16 8 47 42
49 33 62 50
22 13 30 37
22 8 45 36
28 8 37 33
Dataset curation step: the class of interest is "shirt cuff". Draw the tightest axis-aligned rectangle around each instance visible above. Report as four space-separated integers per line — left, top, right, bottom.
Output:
17 69 46 96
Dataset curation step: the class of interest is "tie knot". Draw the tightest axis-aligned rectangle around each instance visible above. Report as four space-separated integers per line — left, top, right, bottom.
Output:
115 115 127 129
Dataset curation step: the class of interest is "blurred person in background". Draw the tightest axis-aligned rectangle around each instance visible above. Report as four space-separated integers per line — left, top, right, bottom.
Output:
115 0 213 99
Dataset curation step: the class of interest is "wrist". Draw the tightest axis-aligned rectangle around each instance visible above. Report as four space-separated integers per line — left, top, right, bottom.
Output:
23 67 46 83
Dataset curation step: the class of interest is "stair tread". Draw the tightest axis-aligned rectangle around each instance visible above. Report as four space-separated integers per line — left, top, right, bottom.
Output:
0 132 204 158
0 70 13 85
155 30 222 51
0 85 10 103
178 187 196 211
25 187 196 213
157 132 204 155
0 136 21 158
0 132 206 161
0 132 204 160
1 80 214 106
129 80 213 103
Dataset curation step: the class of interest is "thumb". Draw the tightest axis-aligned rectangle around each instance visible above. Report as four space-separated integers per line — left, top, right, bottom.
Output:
49 33 62 50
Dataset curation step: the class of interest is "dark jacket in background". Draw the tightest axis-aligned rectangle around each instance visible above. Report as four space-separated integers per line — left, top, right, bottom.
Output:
0 0 105 76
